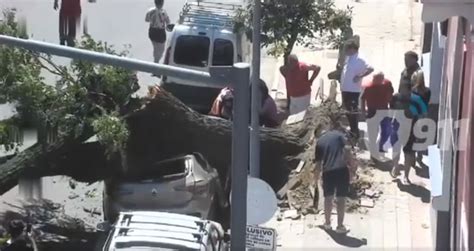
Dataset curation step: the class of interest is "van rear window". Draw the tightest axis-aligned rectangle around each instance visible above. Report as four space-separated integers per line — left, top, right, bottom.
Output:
174 35 210 67
212 39 234 66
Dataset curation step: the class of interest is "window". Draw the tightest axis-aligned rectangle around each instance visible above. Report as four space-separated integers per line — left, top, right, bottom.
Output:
440 19 449 36
212 39 234 66
422 23 433 54
174 35 210 67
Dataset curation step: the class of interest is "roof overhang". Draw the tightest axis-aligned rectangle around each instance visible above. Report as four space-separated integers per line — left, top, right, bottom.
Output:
421 0 474 24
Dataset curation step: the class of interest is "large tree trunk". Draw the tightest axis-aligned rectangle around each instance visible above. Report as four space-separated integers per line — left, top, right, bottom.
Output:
125 86 325 188
0 87 329 194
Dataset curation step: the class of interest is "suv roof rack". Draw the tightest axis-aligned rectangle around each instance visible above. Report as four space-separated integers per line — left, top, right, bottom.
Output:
111 212 210 247
178 0 242 30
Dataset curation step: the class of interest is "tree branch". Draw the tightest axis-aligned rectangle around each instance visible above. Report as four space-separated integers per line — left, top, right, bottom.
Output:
37 54 78 85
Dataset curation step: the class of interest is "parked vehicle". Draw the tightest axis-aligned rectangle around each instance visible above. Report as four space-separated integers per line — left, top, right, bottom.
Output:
161 0 251 113
102 153 227 222
96 211 229 251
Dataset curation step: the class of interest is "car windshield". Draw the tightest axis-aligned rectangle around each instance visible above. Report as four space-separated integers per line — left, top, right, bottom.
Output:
120 157 189 181
174 35 210 67
212 39 234 66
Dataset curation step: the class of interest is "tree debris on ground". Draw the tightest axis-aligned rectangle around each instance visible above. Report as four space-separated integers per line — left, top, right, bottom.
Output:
0 200 96 250
273 101 387 219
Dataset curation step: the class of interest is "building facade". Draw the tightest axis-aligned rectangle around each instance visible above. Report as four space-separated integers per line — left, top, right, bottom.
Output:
420 0 474 250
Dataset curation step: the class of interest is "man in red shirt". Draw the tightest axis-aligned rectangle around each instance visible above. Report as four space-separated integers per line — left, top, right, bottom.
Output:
280 54 321 115
54 0 82 47
360 71 394 157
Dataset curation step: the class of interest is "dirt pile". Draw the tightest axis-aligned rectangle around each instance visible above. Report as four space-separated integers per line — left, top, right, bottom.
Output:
275 128 385 220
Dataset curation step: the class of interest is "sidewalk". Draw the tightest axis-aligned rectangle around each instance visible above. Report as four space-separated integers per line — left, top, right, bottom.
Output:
262 0 433 249
263 145 433 250
266 0 423 103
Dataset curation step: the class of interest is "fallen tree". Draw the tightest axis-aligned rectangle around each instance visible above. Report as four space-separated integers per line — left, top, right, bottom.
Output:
0 86 333 195
0 10 337 194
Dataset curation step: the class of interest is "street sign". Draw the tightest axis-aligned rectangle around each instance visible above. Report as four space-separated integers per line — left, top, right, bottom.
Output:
246 225 276 250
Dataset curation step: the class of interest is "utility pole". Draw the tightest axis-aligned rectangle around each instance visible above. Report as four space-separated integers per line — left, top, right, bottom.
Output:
250 0 262 178
231 63 250 251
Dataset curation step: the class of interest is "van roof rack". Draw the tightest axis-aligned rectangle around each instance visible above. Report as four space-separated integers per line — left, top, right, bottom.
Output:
178 0 242 30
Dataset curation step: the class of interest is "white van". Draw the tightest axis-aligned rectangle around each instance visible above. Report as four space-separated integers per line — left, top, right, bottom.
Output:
161 1 251 113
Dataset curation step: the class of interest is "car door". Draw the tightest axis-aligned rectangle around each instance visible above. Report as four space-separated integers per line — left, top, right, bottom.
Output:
210 32 236 67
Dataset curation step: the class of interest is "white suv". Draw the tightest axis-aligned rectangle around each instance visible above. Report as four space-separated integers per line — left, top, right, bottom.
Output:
161 1 251 113
97 211 229 251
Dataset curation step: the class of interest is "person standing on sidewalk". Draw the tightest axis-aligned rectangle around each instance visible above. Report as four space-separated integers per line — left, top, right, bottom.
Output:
400 51 422 91
339 39 374 139
315 125 357 234
389 82 428 185
360 71 394 157
280 54 321 115
146 0 170 65
54 0 82 47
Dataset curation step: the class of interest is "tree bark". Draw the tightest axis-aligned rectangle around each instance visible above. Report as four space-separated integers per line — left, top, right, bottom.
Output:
0 86 329 194
125 86 322 188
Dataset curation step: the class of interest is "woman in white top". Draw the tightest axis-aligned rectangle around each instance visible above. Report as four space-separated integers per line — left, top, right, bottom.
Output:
145 0 170 65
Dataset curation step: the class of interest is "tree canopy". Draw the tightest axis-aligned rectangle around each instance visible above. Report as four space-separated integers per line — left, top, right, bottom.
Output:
0 9 139 159
235 0 353 61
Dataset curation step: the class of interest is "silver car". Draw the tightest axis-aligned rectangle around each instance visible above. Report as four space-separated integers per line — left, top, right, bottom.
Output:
103 153 227 222
97 211 229 251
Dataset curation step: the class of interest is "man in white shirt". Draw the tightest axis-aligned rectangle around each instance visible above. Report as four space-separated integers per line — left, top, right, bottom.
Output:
339 39 374 139
146 0 170 65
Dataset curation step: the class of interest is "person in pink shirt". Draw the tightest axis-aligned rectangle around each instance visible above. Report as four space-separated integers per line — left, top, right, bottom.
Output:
209 87 234 120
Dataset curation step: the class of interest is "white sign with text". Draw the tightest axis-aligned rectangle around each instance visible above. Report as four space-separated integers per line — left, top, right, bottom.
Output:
246 225 276 250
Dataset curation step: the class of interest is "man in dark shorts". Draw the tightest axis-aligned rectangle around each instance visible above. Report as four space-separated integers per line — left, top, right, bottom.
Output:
390 82 427 185
315 126 357 234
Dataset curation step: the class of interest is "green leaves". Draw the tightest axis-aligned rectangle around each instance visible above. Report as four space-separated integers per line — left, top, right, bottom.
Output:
0 119 23 152
235 0 353 58
0 9 138 159
92 113 129 159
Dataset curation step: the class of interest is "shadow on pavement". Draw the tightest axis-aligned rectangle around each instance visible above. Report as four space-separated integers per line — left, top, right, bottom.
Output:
396 180 431 203
372 158 393 172
319 226 368 248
